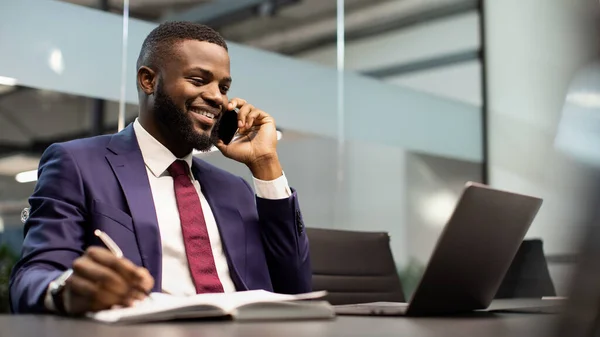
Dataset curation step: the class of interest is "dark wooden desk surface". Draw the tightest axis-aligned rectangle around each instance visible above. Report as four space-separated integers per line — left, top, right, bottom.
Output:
0 313 558 337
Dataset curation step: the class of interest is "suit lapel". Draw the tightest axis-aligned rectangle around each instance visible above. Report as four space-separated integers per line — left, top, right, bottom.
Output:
105 124 162 291
192 159 248 290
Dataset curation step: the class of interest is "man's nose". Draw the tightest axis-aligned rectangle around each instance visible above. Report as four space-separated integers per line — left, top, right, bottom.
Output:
200 83 224 107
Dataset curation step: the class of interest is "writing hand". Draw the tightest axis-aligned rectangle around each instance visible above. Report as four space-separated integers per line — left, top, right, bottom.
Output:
65 247 154 314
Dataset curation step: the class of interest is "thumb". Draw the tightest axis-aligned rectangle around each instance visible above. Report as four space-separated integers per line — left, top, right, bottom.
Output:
214 139 227 153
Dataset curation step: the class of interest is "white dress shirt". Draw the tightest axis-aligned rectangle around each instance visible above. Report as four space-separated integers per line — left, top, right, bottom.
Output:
45 118 291 310
133 119 292 295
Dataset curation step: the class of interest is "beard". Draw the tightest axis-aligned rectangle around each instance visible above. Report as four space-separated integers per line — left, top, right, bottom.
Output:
152 82 220 153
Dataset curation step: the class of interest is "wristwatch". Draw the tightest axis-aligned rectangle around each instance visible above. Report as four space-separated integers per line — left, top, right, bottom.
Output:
49 269 73 314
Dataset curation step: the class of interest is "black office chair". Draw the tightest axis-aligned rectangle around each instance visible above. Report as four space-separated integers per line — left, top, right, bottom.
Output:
495 239 557 298
306 227 405 305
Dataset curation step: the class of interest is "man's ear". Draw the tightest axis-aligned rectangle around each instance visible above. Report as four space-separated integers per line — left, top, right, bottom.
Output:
137 66 156 95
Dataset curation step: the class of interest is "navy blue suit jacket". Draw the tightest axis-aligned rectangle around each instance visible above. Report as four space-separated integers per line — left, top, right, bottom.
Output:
9 124 311 313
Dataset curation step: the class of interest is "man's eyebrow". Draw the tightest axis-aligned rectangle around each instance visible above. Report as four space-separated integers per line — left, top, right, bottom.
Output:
187 67 232 83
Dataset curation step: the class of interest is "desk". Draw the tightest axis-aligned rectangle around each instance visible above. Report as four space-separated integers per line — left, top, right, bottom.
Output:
0 313 556 337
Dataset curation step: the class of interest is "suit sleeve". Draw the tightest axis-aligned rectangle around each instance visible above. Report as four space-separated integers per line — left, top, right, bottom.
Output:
240 178 312 294
9 143 87 313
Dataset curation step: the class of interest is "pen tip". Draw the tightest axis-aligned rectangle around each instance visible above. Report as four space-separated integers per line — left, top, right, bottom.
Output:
94 229 102 237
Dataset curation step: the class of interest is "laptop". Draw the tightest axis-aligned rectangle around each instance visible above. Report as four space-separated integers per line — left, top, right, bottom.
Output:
334 182 543 316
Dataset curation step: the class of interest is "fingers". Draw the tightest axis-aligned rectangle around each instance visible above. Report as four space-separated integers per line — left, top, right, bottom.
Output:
245 109 262 130
65 273 98 299
86 246 141 284
85 246 154 294
214 138 226 148
227 98 246 112
66 246 156 313
66 274 129 314
229 98 270 131
72 255 129 297
67 275 125 308
136 266 154 294
128 288 148 303
236 102 254 129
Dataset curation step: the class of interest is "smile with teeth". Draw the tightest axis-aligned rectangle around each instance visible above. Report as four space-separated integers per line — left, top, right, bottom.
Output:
192 109 215 119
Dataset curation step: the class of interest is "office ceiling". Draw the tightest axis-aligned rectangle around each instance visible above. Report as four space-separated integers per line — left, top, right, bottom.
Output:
62 0 212 20
60 0 450 53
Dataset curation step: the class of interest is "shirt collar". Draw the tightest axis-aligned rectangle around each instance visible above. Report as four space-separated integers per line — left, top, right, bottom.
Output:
133 118 194 178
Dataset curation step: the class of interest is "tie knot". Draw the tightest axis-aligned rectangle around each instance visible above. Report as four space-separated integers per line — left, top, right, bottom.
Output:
168 160 189 177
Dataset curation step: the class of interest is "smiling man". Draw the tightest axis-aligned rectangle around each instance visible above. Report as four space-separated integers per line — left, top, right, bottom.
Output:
9 21 311 315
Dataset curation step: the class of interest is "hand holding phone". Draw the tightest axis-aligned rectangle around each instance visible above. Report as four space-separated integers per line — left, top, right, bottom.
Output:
214 98 281 180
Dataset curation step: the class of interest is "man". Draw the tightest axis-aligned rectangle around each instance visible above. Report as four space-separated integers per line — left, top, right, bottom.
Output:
9 21 311 315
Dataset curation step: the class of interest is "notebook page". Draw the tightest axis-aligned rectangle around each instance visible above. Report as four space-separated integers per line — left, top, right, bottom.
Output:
215 290 328 311
87 292 225 323
137 290 327 313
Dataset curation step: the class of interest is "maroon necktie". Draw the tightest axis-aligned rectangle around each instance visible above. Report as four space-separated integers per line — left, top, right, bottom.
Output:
167 160 224 293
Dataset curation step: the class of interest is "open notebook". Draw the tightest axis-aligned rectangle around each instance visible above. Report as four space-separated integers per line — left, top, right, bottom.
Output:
87 290 335 324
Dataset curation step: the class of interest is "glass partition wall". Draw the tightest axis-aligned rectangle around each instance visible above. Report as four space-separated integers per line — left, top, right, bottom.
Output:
0 0 484 299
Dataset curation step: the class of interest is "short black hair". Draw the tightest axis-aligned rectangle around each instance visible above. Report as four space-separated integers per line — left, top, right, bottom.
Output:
136 21 228 71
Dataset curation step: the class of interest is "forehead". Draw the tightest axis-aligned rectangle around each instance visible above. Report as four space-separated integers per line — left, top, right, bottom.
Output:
167 40 231 77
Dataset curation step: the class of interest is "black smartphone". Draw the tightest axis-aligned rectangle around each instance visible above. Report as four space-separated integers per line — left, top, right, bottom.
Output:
216 108 239 145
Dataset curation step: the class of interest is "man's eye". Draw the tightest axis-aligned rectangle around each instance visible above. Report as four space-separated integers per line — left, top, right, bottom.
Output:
190 78 205 85
220 86 229 94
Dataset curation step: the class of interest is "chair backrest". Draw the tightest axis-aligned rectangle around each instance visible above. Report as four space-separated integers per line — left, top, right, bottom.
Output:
306 227 405 305
495 239 556 298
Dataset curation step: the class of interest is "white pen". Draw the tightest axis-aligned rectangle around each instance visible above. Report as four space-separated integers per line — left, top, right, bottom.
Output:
94 229 151 297
94 229 123 258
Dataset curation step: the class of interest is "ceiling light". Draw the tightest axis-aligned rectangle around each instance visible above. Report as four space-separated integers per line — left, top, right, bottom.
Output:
49 48 65 75
0 154 40 176
15 169 38 183
0 76 17 86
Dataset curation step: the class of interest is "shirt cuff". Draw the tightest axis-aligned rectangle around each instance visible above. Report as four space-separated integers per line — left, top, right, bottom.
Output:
253 171 292 200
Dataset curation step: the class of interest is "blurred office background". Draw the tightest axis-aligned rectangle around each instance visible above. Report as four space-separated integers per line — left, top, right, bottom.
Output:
0 0 598 297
